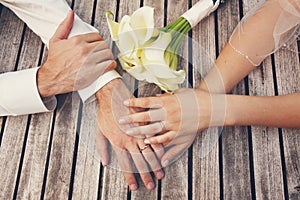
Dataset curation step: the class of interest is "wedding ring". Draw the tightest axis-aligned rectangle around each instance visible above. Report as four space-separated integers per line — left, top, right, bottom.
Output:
139 144 149 152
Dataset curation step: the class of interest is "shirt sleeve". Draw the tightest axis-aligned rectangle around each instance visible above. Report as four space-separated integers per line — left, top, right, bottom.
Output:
0 68 56 116
1 0 120 108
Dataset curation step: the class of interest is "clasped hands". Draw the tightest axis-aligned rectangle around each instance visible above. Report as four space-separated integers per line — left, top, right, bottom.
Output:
96 80 218 191
36 11 216 191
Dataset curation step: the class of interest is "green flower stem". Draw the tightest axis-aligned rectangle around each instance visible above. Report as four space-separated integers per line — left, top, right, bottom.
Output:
162 17 191 70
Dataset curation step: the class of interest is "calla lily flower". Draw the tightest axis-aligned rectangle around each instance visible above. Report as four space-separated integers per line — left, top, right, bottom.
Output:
106 0 221 92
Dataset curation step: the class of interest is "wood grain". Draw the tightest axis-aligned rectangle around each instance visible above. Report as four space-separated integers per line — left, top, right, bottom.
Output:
0 0 299 199
243 0 285 199
42 93 80 200
0 8 24 73
160 0 189 199
274 42 300 200
71 0 103 199
13 25 54 200
191 0 220 199
217 1 252 199
0 7 30 199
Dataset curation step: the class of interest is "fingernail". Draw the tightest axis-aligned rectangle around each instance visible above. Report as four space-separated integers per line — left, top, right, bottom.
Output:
125 129 135 135
157 171 164 179
129 184 138 191
144 139 150 144
123 99 130 106
118 118 127 124
147 182 155 190
162 160 169 167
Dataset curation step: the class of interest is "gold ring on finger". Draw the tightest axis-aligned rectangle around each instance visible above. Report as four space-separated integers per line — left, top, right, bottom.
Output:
139 144 150 152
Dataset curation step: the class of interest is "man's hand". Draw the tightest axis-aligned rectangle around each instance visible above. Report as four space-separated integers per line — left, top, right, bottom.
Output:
95 79 165 191
37 11 116 97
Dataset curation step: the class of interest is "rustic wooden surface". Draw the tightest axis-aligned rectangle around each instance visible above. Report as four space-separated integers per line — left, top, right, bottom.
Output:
0 0 299 199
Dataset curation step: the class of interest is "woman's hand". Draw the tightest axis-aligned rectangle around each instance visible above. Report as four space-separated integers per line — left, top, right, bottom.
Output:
119 88 223 145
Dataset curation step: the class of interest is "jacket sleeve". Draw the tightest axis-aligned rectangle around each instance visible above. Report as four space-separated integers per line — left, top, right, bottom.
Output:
0 0 120 116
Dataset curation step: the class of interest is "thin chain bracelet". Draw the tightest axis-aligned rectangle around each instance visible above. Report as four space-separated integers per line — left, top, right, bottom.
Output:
228 42 259 66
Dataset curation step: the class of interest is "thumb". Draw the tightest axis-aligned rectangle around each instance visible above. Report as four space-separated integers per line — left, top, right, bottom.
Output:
52 10 74 42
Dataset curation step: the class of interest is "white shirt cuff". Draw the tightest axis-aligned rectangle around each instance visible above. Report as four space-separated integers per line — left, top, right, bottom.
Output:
0 67 57 116
78 70 121 103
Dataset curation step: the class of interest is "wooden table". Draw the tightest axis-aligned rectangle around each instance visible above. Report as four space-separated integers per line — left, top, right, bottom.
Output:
0 0 299 199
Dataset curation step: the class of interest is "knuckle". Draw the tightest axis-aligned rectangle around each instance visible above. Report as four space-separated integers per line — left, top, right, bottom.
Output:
99 40 109 49
71 36 81 45
103 49 114 58
155 138 163 144
142 99 150 107
77 45 88 56
93 33 103 41
142 113 150 122
151 125 161 133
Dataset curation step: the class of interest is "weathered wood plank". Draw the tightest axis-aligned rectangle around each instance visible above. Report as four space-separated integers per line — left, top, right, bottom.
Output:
16 112 54 200
71 0 103 199
99 0 140 199
191 0 220 199
160 0 189 199
0 116 29 200
217 1 252 199
43 93 80 200
0 8 30 199
72 102 101 200
132 0 165 198
11 25 54 200
274 42 300 200
243 0 285 199
0 7 24 73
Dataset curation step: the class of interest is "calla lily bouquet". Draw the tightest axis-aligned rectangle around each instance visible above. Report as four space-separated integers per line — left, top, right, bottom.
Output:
106 0 221 92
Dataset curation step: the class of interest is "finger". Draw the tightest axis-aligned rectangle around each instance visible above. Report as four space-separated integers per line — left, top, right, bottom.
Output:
75 32 103 43
156 93 170 97
123 122 164 136
140 145 164 180
119 108 165 124
94 49 114 63
129 148 155 190
94 60 116 76
103 60 117 73
95 130 109 166
51 10 74 42
144 131 177 145
161 144 187 167
89 40 110 52
114 148 138 191
150 143 165 161
123 97 162 108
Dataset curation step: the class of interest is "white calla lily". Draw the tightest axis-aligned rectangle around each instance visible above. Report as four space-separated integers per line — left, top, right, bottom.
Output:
106 1 221 92
130 6 155 44
143 32 171 64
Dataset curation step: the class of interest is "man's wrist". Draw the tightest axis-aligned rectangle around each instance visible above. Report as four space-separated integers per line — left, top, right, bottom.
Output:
96 78 122 101
37 65 54 97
